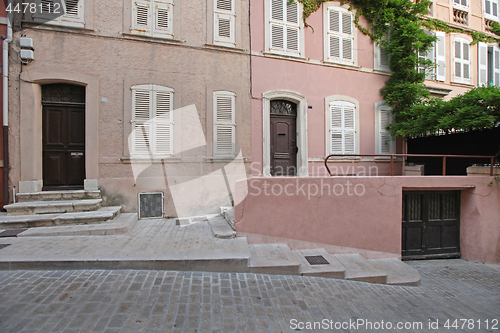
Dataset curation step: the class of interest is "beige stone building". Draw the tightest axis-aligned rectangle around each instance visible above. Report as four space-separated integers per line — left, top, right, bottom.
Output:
8 0 251 216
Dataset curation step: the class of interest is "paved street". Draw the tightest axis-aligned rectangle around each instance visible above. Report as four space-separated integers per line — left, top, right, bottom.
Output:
0 259 498 333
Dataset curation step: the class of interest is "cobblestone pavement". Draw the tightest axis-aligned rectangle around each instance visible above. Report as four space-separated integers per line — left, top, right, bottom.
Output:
0 259 498 333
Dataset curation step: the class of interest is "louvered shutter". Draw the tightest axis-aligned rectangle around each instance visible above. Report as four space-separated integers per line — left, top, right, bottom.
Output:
132 88 153 156
213 92 236 157
62 0 83 21
133 0 152 34
329 101 356 154
214 0 235 46
486 0 492 15
485 0 499 18
327 8 353 64
435 32 446 81
269 0 300 54
379 44 390 69
454 39 470 83
153 0 173 37
478 42 488 86
378 107 393 154
153 88 173 155
494 46 500 86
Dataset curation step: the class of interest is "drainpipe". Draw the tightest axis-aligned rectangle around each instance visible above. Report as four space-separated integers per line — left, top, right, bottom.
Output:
2 3 12 206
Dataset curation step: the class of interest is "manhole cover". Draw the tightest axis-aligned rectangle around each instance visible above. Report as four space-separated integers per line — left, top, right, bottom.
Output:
0 244 11 250
0 229 27 237
305 255 330 265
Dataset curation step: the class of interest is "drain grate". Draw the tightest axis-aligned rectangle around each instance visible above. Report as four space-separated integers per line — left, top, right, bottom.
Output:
0 229 27 238
304 255 330 265
0 244 11 250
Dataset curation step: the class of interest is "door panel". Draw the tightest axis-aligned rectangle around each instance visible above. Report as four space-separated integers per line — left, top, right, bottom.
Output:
270 116 297 176
402 191 461 260
43 104 85 190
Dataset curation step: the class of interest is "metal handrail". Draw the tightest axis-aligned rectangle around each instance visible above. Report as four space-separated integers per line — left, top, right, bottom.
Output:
324 154 498 176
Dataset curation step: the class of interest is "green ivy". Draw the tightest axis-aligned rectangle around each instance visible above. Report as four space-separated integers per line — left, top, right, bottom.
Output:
291 0 500 140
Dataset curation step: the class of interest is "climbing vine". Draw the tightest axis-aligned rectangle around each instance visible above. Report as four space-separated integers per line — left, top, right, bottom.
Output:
291 0 500 139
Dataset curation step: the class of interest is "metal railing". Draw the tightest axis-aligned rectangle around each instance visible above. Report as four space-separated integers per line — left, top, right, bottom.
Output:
324 154 498 176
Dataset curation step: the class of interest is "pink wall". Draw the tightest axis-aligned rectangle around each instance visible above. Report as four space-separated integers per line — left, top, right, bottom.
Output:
250 1 391 175
234 176 500 263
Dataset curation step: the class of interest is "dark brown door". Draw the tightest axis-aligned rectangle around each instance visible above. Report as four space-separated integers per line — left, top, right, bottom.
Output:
402 191 460 260
42 103 85 190
270 100 298 176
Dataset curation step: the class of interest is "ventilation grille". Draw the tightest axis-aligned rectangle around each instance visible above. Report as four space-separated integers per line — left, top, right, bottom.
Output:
138 192 164 219
304 255 330 265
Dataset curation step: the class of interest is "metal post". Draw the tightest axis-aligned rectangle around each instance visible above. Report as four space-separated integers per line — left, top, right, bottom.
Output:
390 155 394 176
442 156 447 176
491 157 495 176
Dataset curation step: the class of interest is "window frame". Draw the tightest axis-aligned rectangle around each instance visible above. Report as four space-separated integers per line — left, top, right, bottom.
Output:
213 0 236 47
453 0 468 11
325 95 360 156
130 0 174 39
34 0 85 28
130 84 174 158
324 5 356 66
374 102 395 155
453 37 471 84
484 0 499 20
264 0 305 57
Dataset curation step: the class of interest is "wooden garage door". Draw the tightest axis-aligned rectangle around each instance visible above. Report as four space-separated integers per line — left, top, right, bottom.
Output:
402 191 461 260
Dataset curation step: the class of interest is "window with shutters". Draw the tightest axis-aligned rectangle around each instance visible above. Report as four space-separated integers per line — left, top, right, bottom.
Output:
35 0 85 28
453 38 471 84
327 100 357 155
478 43 500 86
374 38 390 72
453 0 468 10
214 0 235 47
485 0 499 20
325 6 355 65
375 103 395 154
416 31 446 81
213 91 236 157
131 0 173 38
417 30 437 80
131 85 174 158
267 0 302 56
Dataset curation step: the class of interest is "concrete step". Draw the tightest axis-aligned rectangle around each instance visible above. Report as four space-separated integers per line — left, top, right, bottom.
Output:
208 215 236 239
248 243 301 275
333 254 388 284
17 213 136 237
368 258 421 286
0 206 122 229
292 248 346 279
16 190 101 202
5 199 102 215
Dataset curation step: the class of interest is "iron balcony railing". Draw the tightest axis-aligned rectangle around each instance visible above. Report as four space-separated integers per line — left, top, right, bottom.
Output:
324 154 498 176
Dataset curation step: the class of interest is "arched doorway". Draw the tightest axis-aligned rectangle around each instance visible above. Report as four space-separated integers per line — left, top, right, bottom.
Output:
42 84 86 190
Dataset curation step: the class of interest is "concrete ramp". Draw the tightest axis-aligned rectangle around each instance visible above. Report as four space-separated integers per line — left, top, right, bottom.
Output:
369 258 421 286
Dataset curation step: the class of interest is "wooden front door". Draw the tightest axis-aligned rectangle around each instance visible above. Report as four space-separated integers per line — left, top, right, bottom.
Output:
270 100 297 176
42 84 86 190
402 191 461 260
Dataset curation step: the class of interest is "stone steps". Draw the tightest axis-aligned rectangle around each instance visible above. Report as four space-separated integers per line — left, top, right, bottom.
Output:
5 199 103 215
15 190 101 202
246 243 420 286
0 206 122 230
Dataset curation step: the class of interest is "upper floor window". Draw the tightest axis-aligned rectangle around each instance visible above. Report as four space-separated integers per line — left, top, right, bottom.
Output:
485 0 499 20
35 0 84 28
131 0 173 39
327 99 358 155
214 0 236 47
268 0 302 56
416 30 445 82
375 103 395 154
478 43 500 86
325 6 355 65
130 85 174 158
453 38 471 84
213 91 236 157
453 0 468 10
374 38 390 72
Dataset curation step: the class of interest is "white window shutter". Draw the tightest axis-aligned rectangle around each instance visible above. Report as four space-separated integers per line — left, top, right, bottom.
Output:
435 31 446 81
62 0 84 22
132 88 153 156
152 87 173 156
153 1 173 37
486 0 492 15
379 44 390 69
269 0 300 55
478 42 488 86
214 0 235 46
213 92 236 157
329 101 356 154
133 0 152 34
453 38 470 83
378 107 393 154
494 46 500 86
462 42 470 79
327 8 353 64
